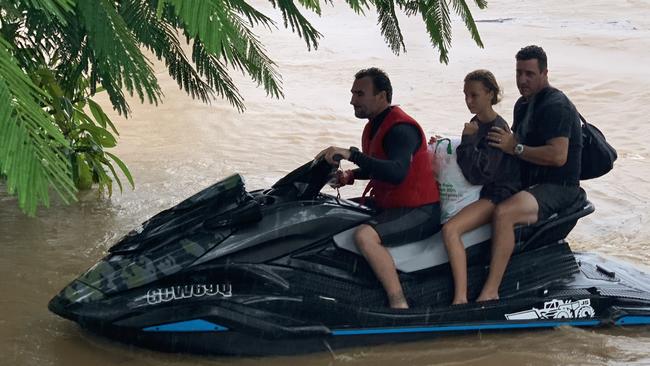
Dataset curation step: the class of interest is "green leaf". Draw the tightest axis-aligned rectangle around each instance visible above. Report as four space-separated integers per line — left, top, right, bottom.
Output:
103 159 124 193
344 0 371 14
75 153 94 190
78 123 117 148
77 0 162 116
376 0 406 55
87 98 108 128
161 0 284 99
450 0 485 48
0 36 76 215
270 0 322 50
16 0 75 24
87 155 113 196
105 151 134 189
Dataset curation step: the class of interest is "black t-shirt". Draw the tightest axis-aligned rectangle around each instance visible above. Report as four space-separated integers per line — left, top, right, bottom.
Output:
513 87 582 187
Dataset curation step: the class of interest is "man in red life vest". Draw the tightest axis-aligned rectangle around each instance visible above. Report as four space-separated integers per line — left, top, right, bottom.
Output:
317 68 441 309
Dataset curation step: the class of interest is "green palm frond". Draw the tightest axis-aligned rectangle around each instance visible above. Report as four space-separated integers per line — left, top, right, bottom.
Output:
76 0 161 116
158 0 231 57
118 0 214 104
2 0 488 216
375 0 406 55
268 0 322 50
415 0 453 64
227 0 276 29
161 0 283 99
296 0 322 15
14 0 74 23
344 0 371 14
0 38 76 215
450 0 485 48
192 40 246 111
230 18 283 98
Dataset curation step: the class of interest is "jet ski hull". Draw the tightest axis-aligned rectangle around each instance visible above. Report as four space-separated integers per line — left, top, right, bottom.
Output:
49 246 650 355
47 163 650 355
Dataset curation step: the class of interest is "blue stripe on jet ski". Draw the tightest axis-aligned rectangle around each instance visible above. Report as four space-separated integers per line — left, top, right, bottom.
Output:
143 319 228 332
331 320 600 336
615 316 650 326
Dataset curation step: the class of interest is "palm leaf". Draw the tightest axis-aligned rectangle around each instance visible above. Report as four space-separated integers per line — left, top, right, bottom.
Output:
161 0 283 99
14 0 75 23
450 0 485 48
226 0 276 29
375 0 406 55
76 0 162 116
105 151 134 189
118 0 215 105
416 0 453 64
268 0 322 50
192 40 246 111
0 37 76 215
344 0 371 14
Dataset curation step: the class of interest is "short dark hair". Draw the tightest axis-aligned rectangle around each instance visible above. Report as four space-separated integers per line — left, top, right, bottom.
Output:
464 69 502 105
354 67 393 103
516 45 547 72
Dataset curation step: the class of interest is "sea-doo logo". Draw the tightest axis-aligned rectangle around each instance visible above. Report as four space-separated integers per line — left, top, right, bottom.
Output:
505 298 596 320
146 284 232 305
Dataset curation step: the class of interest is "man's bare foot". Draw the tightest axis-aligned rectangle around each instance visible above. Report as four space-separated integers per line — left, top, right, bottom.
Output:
476 293 499 302
451 298 468 305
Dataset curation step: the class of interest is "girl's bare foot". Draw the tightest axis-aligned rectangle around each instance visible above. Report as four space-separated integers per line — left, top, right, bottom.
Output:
388 293 409 309
390 301 409 309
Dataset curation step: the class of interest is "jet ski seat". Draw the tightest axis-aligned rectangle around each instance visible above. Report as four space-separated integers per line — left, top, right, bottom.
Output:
334 188 593 273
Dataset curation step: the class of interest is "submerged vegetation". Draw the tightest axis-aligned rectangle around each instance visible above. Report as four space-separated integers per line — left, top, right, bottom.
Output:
0 0 486 215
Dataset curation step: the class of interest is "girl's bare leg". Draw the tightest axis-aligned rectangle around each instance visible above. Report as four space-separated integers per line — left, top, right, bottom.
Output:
442 199 496 305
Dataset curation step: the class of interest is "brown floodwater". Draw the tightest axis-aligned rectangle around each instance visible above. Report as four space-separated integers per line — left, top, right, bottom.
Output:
2 1 650 365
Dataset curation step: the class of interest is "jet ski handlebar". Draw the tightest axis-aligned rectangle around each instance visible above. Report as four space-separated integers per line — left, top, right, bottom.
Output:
268 156 339 201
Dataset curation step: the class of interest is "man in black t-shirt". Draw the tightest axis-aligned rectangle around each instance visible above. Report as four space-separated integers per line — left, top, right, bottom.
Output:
476 45 583 302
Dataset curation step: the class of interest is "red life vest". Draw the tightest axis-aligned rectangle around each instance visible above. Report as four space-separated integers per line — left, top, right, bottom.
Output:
361 106 439 209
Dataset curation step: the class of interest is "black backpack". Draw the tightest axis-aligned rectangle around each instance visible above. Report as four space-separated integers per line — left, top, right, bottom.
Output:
579 114 617 180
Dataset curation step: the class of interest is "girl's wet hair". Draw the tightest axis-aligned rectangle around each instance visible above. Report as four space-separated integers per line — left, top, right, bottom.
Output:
464 69 502 105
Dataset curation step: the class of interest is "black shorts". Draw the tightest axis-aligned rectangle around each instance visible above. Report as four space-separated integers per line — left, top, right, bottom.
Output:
480 184 518 205
526 183 582 221
366 202 441 247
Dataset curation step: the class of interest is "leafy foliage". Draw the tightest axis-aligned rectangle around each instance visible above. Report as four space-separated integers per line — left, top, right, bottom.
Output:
0 38 75 211
0 0 486 215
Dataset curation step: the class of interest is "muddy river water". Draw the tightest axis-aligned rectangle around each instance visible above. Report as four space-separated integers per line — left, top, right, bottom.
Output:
2 1 650 365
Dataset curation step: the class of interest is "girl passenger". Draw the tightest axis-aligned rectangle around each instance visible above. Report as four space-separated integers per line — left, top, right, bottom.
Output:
442 70 520 304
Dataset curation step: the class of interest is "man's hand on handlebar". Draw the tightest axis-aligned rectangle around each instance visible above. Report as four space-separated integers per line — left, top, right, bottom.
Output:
315 146 351 166
329 169 355 188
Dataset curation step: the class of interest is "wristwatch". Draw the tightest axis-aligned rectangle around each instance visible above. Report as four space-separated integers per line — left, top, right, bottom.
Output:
514 143 525 156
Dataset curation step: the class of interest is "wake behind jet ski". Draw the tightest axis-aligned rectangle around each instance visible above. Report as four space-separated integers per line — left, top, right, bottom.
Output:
49 157 650 356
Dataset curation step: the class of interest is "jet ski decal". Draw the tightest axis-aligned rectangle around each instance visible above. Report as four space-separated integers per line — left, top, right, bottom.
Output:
146 284 232 305
505 299 595 320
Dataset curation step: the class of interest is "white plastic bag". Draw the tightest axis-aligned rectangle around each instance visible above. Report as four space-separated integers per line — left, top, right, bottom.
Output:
433 137 482 223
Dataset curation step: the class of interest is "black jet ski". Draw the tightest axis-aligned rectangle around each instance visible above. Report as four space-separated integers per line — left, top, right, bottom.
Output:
49 158 650 356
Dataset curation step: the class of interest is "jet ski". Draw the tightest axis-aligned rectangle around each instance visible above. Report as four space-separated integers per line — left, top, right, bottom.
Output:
49 157 650 356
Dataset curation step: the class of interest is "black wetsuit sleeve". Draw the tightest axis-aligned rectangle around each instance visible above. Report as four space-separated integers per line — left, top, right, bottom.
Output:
351 167 370 180
456 119 507 185
349 123 421 184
